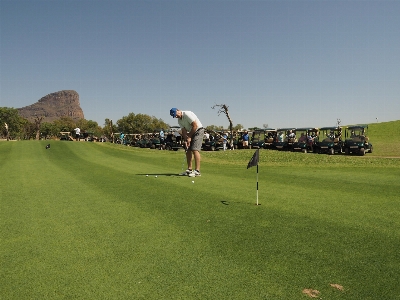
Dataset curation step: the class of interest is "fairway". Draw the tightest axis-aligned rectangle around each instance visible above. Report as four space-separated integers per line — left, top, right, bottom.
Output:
1 140 400 299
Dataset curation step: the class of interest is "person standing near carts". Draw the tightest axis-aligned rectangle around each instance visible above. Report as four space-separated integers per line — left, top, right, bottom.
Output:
222 132 228 151
242 130 249 149
170 108 204 177
74 127 81 141
159 128 165 150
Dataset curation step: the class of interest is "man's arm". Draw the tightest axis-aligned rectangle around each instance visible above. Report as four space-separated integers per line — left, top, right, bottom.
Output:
184 121 199 148
187 121 198 139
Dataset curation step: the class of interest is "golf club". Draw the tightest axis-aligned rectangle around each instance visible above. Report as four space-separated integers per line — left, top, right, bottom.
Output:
181 146 187 174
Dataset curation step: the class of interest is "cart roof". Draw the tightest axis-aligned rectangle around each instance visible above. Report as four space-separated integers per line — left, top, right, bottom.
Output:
295 127 318 131
253 128 275 133
346 125 368 129
277 128 295 131
319 126 341 131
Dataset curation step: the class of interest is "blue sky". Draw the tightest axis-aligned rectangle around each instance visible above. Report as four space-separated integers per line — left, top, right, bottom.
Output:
1 0 399 129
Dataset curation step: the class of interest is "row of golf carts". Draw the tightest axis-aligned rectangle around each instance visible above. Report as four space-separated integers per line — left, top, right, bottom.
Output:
113 124 373 156
114 126 184 151
245 125 373 155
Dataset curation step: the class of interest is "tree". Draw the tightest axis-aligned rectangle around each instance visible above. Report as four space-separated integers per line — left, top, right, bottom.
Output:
205 125 224 132
103 118 116 140
20 119 33 140
34 115 44 140
151 117 169 132
40 122 58 139
211 104 234 147
233 124 244 131
74 119 102 138
116 113 169 134
53 117 76 133
0 107 25 140
116 113 133 133
4 122 9 141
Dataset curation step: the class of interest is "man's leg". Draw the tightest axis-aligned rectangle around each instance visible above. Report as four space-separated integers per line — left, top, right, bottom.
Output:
193 150 201 171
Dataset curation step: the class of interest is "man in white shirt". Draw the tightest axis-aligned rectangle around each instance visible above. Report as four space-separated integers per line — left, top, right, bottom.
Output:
170 108 204 177
74 127 81 141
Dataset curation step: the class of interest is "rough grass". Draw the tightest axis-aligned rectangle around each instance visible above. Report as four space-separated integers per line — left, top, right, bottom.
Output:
367 119 400 156
1 135 400 299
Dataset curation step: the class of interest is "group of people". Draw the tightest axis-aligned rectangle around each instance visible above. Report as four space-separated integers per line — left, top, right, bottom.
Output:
204 131 230 151
276 130 296 142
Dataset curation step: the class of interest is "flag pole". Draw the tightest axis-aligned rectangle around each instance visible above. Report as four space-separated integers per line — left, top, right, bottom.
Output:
256 164 259 205
247 148 260 205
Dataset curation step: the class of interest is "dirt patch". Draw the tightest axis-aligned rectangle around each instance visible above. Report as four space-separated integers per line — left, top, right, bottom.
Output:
330 283 344 291
302 288 320 298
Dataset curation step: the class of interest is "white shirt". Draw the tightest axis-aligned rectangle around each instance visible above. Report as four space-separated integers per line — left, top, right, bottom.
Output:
74 128 81 134
178 111 203 132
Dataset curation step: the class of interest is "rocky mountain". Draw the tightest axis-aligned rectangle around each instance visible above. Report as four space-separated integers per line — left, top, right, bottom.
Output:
17 90 84 122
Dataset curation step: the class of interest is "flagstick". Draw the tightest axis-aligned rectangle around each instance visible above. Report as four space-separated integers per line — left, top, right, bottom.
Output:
256 164 259 205
247 149 260 205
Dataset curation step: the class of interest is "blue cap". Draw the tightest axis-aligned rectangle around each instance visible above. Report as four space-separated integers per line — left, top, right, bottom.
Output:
170 108 178 118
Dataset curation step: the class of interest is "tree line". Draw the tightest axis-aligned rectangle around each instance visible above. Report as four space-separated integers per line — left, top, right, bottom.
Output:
1 106 247 141
0 108 170 140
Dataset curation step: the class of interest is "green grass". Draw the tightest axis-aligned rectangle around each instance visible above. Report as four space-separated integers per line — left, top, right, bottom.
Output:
1 135 400 299
366 119 400 156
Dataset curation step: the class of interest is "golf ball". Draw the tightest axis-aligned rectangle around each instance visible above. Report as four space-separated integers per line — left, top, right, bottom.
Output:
155 176 158 178
146 175 148 177
192 181 194 183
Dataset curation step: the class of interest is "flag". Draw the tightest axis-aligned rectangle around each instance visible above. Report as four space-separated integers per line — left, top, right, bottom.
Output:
247 149 259 169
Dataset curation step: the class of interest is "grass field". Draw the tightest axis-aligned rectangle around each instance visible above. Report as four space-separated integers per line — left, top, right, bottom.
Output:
1 121 400 299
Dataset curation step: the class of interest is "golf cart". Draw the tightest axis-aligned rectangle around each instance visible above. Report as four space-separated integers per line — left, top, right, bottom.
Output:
292 128 319 153
273 128 296 151
137 133 153 148
250 129 275 149
124 134 141 146
146 133 157 148
114 133 129 145
165 126 184 151
149 132 161 149
316 126 343 155
203 130 224 151
232 130 245 149
263 129 277 149
235 130 252 149
60 131 73 141
81 131 94 142
249 129 264 149
343 125 373 156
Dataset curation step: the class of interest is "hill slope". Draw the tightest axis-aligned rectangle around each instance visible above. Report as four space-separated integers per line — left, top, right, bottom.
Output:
365 120 400 157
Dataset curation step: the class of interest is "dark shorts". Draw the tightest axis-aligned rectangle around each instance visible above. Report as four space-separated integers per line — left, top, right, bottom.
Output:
190 128 204 151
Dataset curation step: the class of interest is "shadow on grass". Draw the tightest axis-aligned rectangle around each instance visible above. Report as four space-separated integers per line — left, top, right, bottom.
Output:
136 173 181 177
220 200 259 206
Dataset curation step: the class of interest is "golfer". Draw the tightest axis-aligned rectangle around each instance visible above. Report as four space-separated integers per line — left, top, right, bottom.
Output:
170 108 204 177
